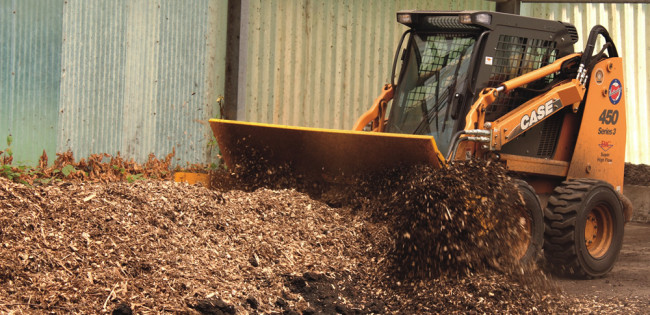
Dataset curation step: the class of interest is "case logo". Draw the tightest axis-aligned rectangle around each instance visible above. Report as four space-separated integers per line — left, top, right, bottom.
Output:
519 98 559 132
608 79 622 105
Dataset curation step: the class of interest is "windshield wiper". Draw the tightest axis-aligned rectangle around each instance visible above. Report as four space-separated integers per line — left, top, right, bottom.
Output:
442 44 472 133
413 87 452 135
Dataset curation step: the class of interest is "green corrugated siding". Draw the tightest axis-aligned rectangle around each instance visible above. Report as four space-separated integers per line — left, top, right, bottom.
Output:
1 0 228 166
0 0 63 164
240 0 494 130
58 0 227 165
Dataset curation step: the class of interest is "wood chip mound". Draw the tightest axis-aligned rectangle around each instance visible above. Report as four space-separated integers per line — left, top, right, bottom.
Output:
1 161 647 314
624 163 650 186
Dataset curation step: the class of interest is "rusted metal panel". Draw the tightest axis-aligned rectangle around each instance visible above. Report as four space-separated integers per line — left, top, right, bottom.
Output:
521 2 650 164
239 0 494 130
0 0 64 164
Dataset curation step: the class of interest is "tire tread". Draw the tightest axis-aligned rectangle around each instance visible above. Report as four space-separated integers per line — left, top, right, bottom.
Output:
543 178 622 278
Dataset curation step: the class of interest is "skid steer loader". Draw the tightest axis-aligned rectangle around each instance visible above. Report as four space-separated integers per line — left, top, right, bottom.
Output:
210 11 631 278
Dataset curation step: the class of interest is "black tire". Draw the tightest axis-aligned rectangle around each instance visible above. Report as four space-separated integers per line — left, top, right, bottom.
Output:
544 178 624 278
514 180 544 264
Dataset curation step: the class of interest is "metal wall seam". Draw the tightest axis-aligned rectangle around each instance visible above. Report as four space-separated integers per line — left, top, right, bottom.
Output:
204 0 227 162
236 0 250 122
522 2 649 164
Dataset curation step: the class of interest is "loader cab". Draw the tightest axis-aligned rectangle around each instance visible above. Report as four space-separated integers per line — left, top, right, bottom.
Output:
386 11 578 157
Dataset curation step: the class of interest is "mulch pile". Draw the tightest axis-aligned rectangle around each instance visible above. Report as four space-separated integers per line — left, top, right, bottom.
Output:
0 179 373 313
1 160 649 313
624 163 650 186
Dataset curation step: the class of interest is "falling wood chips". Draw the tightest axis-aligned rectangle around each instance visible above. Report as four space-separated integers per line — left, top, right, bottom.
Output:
0 162 648 314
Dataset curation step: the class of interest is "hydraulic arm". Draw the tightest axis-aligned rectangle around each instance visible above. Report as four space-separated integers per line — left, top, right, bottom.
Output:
449 53 586 159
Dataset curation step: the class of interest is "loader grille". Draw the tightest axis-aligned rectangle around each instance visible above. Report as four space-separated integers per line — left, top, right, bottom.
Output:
536 112 563 158
561 22 580 42
486 35 557 121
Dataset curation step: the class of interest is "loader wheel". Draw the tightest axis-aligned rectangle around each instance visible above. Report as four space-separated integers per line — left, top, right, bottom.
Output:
543 179 624 278
514 180 544 264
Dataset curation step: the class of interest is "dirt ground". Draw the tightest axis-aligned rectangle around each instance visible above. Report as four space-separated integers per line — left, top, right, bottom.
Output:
555 222 650 301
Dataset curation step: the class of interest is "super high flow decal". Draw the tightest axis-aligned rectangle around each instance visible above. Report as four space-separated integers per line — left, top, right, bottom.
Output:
596 78 622 164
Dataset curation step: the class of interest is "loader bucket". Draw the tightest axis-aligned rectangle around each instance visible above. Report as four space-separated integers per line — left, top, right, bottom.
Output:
209 119 446 182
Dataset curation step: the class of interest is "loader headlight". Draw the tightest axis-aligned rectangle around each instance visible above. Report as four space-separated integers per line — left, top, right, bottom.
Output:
459 13 491 25
397 13 412 24
475 13 492 25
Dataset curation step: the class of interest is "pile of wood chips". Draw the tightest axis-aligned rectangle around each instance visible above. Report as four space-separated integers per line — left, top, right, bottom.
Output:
624 163 650 186
1 160 648 314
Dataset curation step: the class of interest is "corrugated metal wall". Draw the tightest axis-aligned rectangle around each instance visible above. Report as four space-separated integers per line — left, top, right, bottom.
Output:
239 0 494 130
0 0 63 164
58 0 227 165
3 1 649 165
521 3 649 164
1 0 227 166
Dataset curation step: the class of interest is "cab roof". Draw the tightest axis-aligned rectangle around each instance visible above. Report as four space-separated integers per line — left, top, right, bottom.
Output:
396 10 578 43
